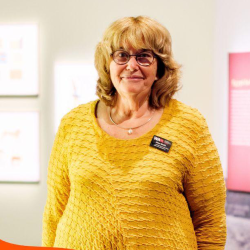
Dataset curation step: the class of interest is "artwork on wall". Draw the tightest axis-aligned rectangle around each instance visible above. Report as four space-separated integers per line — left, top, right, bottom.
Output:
0 112 39 182
54 63 98 131
227 52 250 192
0 24 38 96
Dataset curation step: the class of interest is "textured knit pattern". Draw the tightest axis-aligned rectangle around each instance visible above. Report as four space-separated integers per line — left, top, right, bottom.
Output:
42 98 227 250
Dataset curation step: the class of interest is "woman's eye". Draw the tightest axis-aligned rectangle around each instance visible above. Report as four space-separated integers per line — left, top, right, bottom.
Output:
138 53 151 58
118 52 128 57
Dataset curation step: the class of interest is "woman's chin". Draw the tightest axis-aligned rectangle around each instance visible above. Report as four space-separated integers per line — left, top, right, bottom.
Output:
122 87 143 95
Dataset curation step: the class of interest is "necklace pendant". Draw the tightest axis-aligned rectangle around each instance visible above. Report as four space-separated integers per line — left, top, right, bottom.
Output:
128 128 133 135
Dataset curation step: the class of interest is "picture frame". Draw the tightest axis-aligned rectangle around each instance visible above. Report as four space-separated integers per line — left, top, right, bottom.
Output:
0 111 39 182
54 63 98 131
0 24 38 96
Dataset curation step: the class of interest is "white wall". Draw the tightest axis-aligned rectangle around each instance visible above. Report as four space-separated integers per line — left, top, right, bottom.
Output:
214 0 250 178
0 0 217 246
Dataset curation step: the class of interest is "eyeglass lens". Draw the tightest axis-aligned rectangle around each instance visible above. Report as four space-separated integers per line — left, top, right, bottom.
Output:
113 51 154 66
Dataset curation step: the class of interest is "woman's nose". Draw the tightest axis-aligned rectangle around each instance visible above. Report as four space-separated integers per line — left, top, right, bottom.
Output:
126 56 139 71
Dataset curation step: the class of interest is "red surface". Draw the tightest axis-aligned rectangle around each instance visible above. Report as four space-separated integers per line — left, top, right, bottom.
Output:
227 52 250 192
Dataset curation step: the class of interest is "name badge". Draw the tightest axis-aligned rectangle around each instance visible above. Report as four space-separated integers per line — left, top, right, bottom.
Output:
150 135 172 153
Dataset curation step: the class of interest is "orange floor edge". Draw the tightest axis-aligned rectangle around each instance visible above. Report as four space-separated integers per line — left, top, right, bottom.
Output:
0 240 71 250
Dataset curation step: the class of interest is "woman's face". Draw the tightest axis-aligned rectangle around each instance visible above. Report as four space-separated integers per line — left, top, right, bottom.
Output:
109 47 158 97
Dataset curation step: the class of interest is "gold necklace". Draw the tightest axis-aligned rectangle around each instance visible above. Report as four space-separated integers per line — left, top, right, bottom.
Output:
109 108 156 135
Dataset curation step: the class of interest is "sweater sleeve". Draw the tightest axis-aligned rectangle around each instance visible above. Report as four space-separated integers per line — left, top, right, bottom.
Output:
184 112 227 250
42 117 70 247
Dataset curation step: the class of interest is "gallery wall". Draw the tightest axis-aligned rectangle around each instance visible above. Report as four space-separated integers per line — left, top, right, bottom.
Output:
0 0 223 246
214 0 250 178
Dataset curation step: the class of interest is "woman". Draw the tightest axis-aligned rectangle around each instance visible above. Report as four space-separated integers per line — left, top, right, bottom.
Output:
42 16 227 250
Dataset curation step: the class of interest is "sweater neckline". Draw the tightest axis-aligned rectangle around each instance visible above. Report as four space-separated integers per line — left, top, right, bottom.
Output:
90 98 174 142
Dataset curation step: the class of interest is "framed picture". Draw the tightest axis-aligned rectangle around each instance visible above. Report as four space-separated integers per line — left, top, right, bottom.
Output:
0 24 38 96
54 63 98 131
0 111 39 182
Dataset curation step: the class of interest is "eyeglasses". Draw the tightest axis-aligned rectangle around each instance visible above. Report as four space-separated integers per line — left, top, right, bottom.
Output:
111 50 155 66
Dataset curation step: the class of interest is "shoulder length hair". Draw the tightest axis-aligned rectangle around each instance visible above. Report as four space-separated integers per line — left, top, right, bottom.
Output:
94 16 182 109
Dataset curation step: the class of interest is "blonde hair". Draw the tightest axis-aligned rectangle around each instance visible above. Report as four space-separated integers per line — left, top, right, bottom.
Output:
94 16 182 109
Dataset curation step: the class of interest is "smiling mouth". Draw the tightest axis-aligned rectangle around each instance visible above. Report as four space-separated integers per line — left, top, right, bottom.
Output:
121 76 144 80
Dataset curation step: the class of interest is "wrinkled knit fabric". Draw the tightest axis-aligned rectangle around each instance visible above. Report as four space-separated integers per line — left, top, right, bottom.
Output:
42 98 227 250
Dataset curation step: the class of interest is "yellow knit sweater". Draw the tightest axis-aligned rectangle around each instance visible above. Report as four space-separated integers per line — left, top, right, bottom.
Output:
42 98 227 250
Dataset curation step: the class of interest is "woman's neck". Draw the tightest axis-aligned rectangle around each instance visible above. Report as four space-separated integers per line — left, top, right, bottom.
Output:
109 94 154 124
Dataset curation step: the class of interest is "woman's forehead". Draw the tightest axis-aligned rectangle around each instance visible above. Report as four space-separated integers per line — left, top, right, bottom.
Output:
113 40 152 52
111 34 151 50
